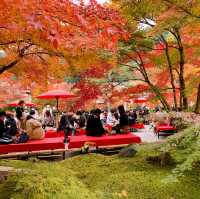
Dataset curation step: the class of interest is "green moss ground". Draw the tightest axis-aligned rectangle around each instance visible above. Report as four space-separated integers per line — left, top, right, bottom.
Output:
0 126 199 199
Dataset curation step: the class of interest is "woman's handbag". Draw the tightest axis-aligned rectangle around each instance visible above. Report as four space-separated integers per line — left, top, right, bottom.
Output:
15 132 29 143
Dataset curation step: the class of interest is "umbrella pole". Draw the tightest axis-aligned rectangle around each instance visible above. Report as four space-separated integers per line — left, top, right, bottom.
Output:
56 97 59 111
56 97 59 128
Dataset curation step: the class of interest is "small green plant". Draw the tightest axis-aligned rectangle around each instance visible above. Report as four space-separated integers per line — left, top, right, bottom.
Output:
136 117 144 124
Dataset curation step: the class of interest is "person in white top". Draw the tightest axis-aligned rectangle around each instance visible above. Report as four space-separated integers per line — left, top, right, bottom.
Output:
30 108 41 121
106 109 119 127
100 111 107 125
42 105 55 128
42 105 53 119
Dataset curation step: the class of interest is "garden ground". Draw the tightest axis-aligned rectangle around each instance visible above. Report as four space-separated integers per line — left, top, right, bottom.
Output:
0 125 199 199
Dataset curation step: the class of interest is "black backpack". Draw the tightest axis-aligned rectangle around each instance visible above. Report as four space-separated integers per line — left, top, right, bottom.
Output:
5 118 17 136
0 137 13 144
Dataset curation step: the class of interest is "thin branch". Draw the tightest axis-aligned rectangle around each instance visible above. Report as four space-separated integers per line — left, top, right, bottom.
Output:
0 58 21 74
119 63 139 70
24 51 49 56
163 0 200 19
174 68 180 76
0 40 21 46
161 87 180 91
36 54 48 64
0 26 8 29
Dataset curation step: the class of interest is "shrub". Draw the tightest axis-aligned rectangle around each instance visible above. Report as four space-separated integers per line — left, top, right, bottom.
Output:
163 126 200 181
145 152 175 167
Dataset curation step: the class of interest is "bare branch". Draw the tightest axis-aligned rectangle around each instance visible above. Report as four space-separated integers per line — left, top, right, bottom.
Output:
0 58 21 74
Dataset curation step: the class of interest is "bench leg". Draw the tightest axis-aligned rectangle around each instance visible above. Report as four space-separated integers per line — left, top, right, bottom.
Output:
62 151 66 160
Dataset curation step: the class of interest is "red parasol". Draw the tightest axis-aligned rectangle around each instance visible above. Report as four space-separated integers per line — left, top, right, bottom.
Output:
0 104 6 108
37 89 76 110
25 101 36 107
133 98 147 103
8 100 36 107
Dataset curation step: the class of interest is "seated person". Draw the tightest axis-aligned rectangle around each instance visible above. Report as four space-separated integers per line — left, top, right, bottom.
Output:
30 109 41 121
128 110 137 125
0 111 7 138
25 115 45 140
42 109 55 128
58 112 76 136
106 109 119 127
0 111 14 144
100 111 107 125
112 105 129 134
4 111 18 138
74 111 86 129
86 109 106 137
16 100 25 121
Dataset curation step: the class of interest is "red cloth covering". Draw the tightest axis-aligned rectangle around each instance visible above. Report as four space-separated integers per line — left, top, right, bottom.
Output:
0 137 65 154
130 123 145 129
155 125 176 132
68 133 141 149
45 131 65 138
104 124 113 131
75 129 86 136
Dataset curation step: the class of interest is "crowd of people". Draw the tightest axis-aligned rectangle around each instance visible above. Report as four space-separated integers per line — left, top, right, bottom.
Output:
0 100 154 144
57 105 148 138
0 100 45 144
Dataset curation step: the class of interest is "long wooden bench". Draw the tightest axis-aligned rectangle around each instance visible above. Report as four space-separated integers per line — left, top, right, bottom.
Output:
130 123 145 129
155 125 176 138
68 133 141 149
0 131 65 159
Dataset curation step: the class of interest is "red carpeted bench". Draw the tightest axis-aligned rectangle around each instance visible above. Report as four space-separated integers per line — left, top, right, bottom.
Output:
75 129 86 136
155 125 176 138
74 124 145 137
68 133 141 149
45 131 65 138
0 137 65 156
130 123 145 129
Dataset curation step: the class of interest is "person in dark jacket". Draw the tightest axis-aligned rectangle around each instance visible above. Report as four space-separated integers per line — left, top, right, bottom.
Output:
74 111 86 128
128 110 137 125
16 100 25 120
112 105 129 134
4 111 17 138
0 111 6 138
118 105 129 127
86 109 106 137
58 112 75 137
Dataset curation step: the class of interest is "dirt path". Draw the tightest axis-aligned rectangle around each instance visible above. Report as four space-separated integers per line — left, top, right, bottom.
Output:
134 125 166 143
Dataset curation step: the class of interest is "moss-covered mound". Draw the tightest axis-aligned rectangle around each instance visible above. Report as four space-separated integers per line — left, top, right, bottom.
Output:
0 126 199 199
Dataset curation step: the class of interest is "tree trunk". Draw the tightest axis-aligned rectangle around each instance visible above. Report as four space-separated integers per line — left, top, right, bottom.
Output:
162 36 178 111
194 83 200 114
179 90 183 110
179 45 188 110
149 83 171 111
173 28 188 110
136 51 171 112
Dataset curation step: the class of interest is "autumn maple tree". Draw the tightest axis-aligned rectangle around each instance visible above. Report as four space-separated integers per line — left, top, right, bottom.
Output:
1 0 200 113
0 0 128 75
112 0 200 112
0 0 130 106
